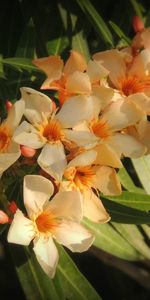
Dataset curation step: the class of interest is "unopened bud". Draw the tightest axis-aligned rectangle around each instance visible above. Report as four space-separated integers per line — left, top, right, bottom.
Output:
8 201 17 214
20 145 37 158
0 210 9 224
132 16 145 33
5 100 12 110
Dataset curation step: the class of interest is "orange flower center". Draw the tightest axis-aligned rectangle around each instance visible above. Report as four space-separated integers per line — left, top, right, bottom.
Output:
90 119 111 139
42 119 64 142
119 75 150 96
64 165 96 191
0 125 11 152
35 211 58 233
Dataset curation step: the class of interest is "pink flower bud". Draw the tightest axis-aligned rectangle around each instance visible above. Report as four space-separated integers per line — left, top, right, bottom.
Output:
5 100 12 110
20 145 37 158
8 201 17 214
132 16 145 33
0 210 9 224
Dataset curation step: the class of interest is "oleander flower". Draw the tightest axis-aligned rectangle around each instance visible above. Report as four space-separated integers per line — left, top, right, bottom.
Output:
60 150 120 222
0 100 24 175
56 93 146 160
32 50 110 106
93 49 150 115
7 175 94 278
13 88 98 180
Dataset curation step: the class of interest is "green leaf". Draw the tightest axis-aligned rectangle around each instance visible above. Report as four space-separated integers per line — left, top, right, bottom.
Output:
10 245 62 300
1 57 39 72
76 0 114 47
101 198 150 224
132 155 150 194
102 191 150 211
130 0 144 19
83 219 142 260
109 21 131 45
118 167 145 193
112 223 150 259
57 245 102 300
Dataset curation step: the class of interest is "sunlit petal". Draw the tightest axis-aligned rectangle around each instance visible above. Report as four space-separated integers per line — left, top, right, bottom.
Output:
53 220 94 252
83 189 110 223
24 175 54 218
33 236 59 278
7 209 35 246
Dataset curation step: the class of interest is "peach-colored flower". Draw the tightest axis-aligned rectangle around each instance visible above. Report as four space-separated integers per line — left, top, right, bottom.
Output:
93 49 150 115
33 50 110 106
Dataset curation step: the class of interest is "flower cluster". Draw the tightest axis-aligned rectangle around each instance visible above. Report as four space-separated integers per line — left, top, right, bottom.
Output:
1 21 150 278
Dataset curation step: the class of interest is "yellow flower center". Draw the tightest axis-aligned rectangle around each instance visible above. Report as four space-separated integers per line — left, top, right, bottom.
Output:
35 211 58 234
42 119 64 142
90 119 111 139
119 75 150 96
64 165 96 191
0 125 11 152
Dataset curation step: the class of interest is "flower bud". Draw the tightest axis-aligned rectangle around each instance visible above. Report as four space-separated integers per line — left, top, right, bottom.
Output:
132 16 145 33
20 145 37 158
8 201 17 214
0 210 9 224
5 100 12 110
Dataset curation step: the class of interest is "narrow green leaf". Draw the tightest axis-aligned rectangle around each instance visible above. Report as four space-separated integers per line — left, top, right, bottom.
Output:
102 191 150 211
83 219 142 261
112 223 150 259
57 245 102 300
10 245 62 300
109 21 131 45
132 155 150 194
118 167 145 194
130 0 144 19
76 0 114 47
101 198 150 224
141 224 150 239
1 57 39 72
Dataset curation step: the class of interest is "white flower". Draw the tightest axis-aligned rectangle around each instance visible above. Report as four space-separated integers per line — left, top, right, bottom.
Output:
7 175 94 278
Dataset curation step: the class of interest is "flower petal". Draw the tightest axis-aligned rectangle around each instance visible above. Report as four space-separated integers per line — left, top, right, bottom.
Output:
64 129 98 149
109 133 146 158
83 189 110 223
63 50 87 76
136 119 150 153
66 71 91 94
38 143 67 181
24 175 54 218
47 190 83 222
33 236 59 278
92 86 114 109
53 220 94 252
32 56 63 89
0 141 20 175
103 98 144 131
94 142 122 168
13 121 45 149
127 93 150 115
20 87 53 124
67 150 97 168
87 59 109 82
7 209 35 246
93 49 126 88
5 100 25 132
95 166 121 195
56 95 97 128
